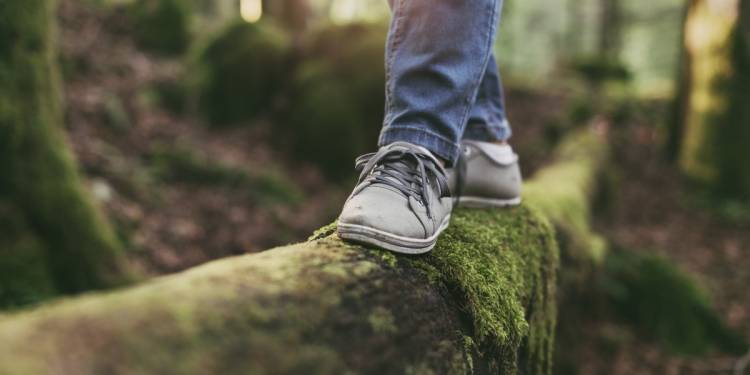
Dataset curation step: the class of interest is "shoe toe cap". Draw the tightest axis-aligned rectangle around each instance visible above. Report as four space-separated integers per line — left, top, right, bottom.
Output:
338 191 427 239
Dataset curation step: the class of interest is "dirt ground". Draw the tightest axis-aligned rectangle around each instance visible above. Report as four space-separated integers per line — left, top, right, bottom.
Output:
57 1 748 373
59 1 351 276
574 117 750 375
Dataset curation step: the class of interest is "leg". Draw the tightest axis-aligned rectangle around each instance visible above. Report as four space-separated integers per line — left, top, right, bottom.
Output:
337 0 505 253
463 54 513 142
379 0 504 167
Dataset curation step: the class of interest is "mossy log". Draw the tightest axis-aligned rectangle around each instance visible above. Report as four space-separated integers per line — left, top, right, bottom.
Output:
0 130 609 375
0 0 129 307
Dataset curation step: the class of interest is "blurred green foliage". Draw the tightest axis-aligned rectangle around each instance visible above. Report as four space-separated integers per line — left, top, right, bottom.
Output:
147 143 304 205
569 56 632 85
129 0 192 55
0 203 57 310
495 0 684 89
604 250 747 356
286 22 387 181
196 21 291 127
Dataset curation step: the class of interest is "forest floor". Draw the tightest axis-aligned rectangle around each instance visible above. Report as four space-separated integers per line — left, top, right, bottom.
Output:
572 111 750 375
58 1 749 374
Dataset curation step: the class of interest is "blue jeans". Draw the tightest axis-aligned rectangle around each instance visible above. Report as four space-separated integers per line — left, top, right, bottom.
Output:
379 0 511 167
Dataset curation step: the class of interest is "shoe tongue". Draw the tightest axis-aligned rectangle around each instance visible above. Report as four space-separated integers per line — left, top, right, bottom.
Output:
372 142 432 188
384 142 444 172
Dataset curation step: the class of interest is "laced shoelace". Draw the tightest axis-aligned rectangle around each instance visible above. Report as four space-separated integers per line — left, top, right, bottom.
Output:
354 148 450 219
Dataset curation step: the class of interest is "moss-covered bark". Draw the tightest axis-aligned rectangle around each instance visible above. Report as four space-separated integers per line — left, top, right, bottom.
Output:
0 0 129 303
0 130 610 374
673 0 750 199
524 130 610 266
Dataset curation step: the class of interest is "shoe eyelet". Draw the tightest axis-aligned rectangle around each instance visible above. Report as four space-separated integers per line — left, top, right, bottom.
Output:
463 147 472 156
417 200 424 206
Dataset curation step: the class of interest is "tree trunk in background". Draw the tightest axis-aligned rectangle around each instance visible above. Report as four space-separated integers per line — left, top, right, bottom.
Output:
0 0 130 308
672 0 750 199
598 0 623 59
666 0 694 162
566 0 585 54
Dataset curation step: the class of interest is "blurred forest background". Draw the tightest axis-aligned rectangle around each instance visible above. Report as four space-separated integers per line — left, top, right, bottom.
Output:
1 0 750 373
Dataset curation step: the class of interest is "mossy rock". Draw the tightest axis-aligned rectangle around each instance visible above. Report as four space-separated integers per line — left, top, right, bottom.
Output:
197 21 291 127
286 22 388 181
129 0 192 55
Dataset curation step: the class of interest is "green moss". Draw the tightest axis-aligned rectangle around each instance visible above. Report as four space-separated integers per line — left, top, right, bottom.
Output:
461 335 475 373
286 22 388 180
129 0 192 55
416 206 558 375
524 130 611 266
369 249 398 268
197 21 291 127
0 0 129 297
0 202 57 310
308 221 338 241
367 306 397 334
0 240 367 374
604 250 748 356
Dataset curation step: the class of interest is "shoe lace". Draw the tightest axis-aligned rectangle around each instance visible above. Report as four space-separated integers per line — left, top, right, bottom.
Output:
354 148 451 219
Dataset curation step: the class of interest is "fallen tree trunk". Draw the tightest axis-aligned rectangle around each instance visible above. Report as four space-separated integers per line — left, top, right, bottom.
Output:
0 130 608 375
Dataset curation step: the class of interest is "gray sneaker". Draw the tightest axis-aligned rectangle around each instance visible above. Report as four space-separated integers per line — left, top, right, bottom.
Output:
447 140 522 208
337 142 452 254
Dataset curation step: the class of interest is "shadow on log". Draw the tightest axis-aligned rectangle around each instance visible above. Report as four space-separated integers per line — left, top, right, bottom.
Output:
0 130 609 375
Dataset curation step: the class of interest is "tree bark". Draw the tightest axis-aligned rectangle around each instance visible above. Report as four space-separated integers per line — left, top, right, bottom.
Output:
672 0 750 199
0 0 130 308
665 0 694 162
0 130 610 375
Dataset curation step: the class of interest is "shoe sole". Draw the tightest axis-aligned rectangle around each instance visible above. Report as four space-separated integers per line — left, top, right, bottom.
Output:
337 214 451 254
455 196 522 208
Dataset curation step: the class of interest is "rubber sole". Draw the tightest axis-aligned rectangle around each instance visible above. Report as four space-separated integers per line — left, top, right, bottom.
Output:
455 196 522 208
337 214 451 254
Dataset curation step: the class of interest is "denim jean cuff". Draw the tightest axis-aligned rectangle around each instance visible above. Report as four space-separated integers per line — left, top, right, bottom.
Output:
379 126 461 167
462 118 513 143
